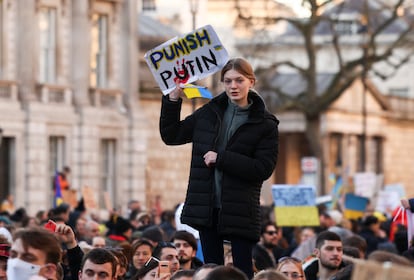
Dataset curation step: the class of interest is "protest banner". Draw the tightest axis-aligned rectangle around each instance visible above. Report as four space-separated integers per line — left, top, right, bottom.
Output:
354 172 377 198
62 189 78 208
349 257 414 280
376 190 400 215
144 25 229 95
271 185 319 226
82 186 97 210
384 183 406 198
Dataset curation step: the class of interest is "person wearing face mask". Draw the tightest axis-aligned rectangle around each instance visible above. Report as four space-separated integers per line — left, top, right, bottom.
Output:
7 227 62 280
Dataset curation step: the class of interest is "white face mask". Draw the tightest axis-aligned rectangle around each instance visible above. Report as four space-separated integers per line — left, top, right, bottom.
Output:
7 258 42 280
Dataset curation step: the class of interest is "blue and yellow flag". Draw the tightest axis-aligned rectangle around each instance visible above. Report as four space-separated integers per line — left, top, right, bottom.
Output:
272 185 320 226
54 171 63 207
344 193 368 220
182 84 213 99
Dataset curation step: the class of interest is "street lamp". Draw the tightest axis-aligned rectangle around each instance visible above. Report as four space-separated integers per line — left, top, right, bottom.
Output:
189 0 198 31
359 9 370 172
189 0 199 112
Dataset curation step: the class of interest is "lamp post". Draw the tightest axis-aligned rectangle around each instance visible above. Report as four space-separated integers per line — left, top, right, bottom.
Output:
360 8 369 172
361 42 367 172
189 0 199 112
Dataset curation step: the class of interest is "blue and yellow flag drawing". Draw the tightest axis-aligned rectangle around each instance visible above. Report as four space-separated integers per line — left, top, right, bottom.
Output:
182 84 213 99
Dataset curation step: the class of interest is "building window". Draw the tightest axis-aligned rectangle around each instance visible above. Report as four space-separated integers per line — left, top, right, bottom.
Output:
0 1 4 78
39 7 57 83
389 87 409 98
0 137 16 202
100 139 116 208
90 14 108 88
329 133 343 173
49 136 66 189
372 136 383 174
334 20 358 35
142 0 156 11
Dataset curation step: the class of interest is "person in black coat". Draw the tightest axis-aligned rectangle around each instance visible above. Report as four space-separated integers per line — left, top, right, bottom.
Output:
357 215 388 256
160 57 279 279
252 221 286 270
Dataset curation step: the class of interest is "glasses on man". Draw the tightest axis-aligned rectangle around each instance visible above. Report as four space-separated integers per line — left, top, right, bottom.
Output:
264 230 278 235
281 272 304 279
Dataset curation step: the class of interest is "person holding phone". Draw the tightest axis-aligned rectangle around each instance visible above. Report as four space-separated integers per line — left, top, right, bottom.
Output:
160 57 279 278
152 242 180 276
7 227 62 280
134 257 171 280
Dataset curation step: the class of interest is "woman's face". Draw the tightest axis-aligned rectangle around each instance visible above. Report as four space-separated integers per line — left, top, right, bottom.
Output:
133 244 153 269
279 262 304 280
141 266 158 280
223 69 254 107
300 228 315 243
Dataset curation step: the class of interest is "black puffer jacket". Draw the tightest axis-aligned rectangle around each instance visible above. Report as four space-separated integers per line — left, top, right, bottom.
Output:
160 90 279 242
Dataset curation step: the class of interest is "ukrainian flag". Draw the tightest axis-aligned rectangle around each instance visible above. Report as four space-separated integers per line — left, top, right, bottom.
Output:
344 193 368 220
182 84 213 99
54 171 63 207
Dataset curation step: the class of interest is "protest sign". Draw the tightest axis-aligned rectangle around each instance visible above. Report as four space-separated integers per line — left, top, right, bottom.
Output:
271 185 319 226
144 25 229 95
376 190 400 215
62 189 78 208
351 258 414 280
344 193 369 220
354 172 377 198
82 186 98 210
384 183 406 198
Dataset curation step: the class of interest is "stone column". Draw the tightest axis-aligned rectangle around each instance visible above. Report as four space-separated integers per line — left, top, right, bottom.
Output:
17 0 36 102
71 0 90 107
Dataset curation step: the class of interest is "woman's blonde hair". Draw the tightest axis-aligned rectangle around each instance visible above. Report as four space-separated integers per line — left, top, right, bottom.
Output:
220 58 256 83
276 257 305 278
253 269 289 280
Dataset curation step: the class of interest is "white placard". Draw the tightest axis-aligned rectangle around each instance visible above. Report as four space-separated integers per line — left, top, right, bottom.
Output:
144 25 229 95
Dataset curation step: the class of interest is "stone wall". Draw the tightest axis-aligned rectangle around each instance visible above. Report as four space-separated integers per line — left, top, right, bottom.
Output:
140 97 193 211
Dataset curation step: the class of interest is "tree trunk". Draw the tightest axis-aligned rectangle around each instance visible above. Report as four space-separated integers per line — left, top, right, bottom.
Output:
305 115 326 194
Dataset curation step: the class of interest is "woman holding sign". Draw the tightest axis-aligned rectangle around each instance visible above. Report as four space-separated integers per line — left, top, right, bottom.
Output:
160 57 279 278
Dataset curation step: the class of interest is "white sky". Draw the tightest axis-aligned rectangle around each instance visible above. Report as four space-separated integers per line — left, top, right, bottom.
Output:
275 0 311 17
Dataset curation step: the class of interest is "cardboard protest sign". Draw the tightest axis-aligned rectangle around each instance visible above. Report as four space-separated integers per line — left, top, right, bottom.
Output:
144 25 229 95
272 185 319 226
351 258 414 280
82 186 98 210
62 189 78 208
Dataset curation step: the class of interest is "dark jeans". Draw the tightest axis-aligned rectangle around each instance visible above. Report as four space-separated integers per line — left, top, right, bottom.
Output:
199 208 254 279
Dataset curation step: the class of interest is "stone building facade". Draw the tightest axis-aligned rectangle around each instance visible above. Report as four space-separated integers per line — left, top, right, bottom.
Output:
0 0 148 214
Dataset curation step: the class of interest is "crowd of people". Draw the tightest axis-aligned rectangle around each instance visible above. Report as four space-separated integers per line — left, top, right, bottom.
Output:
1 57 413 279
0 195 411 280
